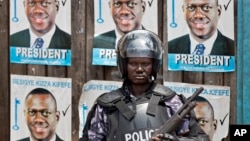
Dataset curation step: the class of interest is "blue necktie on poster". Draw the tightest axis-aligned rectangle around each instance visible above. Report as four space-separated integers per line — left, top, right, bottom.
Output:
32 38 44 48
193 44 205 55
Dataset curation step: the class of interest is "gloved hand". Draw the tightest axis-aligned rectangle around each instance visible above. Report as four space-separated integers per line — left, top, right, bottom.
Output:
162 133 179 141
151 133 179 141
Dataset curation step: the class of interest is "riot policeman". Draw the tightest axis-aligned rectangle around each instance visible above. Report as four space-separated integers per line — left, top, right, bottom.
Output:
80 30 210 141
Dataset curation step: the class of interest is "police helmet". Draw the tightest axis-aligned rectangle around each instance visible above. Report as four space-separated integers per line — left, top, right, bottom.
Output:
117 30 164 79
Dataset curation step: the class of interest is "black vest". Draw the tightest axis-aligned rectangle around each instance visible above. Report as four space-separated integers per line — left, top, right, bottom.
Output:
96 84 176 141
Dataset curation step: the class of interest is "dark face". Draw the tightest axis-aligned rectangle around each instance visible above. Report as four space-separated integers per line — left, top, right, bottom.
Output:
23 0 59 36
109 0 146 35
127 57 153 85
194 102 217 141
182 0 221 40
24 94 60 140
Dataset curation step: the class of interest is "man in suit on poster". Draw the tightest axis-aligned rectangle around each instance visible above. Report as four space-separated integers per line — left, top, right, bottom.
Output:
17 88 63 141
168 0 234 55
10 0 71 49
93 0 147 49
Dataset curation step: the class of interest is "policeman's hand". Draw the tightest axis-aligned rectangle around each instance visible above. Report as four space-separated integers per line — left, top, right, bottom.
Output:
151 134 164 141
151 133 179 141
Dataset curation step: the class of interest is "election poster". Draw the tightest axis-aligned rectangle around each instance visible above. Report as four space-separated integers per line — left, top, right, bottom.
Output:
164 81 230 141
78 80 122 138
10 74 72 141
167 0 235 72
92 0 158 66
9 0 71 66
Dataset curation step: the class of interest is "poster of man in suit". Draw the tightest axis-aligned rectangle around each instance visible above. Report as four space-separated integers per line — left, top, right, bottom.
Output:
10 74 72 141
9 0 71 66
167 0 235 72
92 0 158 66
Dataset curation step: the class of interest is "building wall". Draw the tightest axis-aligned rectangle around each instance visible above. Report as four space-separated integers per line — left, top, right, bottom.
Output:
0 0 239 140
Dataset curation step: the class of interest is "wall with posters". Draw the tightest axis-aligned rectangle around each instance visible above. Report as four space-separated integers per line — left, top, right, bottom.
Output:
1 0 250 141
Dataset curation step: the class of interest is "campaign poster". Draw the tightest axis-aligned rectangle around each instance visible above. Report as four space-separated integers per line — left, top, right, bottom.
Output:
78 80 122 138
9 0 71 66
164 81 230 141
167 0 235 72
10 74 72 141
92 0 158 66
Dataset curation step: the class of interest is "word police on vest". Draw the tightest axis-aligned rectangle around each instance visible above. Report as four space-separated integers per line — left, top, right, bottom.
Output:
124 128 157 141
99 49 117 59
230 125 250 139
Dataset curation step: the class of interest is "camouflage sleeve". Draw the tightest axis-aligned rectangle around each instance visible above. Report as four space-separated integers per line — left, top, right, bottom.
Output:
88 105 109 141
165 94 190 135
